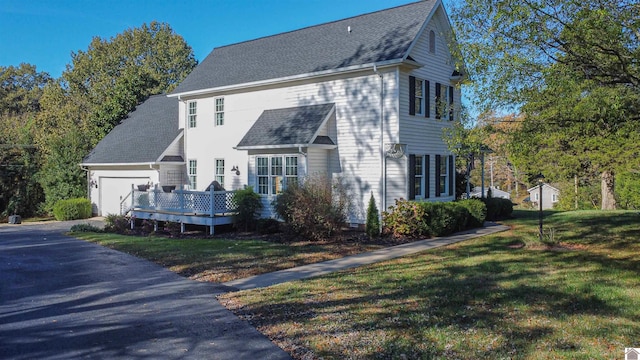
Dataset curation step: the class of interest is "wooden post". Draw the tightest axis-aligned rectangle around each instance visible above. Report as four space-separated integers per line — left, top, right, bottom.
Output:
209 186 215 236
178 188 185 215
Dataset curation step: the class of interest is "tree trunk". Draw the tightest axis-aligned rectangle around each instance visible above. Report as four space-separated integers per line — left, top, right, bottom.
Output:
601 170 617 210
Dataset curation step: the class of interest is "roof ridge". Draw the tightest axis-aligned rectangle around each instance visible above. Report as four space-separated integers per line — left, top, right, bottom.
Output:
211 1 427 51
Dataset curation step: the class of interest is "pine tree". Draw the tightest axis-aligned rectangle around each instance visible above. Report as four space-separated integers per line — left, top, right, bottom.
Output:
365 192 380 238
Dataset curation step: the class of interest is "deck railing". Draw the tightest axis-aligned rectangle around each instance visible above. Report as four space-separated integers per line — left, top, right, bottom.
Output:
128 186 237 216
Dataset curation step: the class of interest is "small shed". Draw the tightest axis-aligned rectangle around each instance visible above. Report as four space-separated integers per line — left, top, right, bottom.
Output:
527 183 560 210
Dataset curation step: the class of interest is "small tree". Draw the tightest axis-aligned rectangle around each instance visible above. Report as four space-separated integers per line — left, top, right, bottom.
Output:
232 186 263 232
365 192 380 238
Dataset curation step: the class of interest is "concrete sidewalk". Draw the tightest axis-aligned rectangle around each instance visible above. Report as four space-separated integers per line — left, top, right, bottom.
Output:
224 222 510 291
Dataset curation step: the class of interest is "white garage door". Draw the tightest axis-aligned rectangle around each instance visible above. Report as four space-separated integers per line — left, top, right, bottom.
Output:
99 177 150 216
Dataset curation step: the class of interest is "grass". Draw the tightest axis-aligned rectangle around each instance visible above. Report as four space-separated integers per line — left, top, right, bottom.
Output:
219 210 640 359
73 232 383 282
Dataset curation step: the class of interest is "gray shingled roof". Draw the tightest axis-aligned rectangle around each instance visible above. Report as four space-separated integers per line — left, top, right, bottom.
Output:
172 1 436 94
82 94 181 164
237 103 335 148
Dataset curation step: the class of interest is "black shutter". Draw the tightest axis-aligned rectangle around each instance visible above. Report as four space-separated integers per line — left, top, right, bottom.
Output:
435 83 441 119
449 86 454 121
408 155 416 200
425 155 430 199
409 76 416 116
435 155 441 197
449 155 455 197
425 80 430 118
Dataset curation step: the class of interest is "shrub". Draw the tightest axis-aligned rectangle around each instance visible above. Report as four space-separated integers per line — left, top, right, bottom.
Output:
163 221 182 237
233 186 263 232
52 198 92 221
365 192 380 238
482 197 514 221
456 199 487 228
273 176 350 241
383 199 484 238
104 214 130 234
69 223 102 233
141 219 156 235
382 199 430 238
256 218 281 234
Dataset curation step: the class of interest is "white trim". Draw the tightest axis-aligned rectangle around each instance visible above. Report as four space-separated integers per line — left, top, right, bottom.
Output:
168 60 404 98
308 105 336 146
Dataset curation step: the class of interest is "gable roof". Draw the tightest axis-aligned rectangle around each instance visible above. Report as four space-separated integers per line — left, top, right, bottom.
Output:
82 94 181 165
171 0 438 96
236 103 335 149
527 183 561 193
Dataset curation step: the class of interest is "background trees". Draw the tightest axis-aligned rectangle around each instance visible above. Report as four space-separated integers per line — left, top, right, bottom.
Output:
34 22 197 211
451 0 640 209
0 64 50 217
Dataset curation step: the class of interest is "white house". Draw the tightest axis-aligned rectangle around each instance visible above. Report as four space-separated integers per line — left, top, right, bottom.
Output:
527 183 560 210
82 0 464 225
470 187 511 200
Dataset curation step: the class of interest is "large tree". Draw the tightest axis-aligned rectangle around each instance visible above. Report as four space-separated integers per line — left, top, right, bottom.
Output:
35 22 197 210
0 64 50 217
451 0 640 209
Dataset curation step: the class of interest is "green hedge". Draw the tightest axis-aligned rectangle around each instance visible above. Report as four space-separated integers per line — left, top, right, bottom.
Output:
382 198 487 238
52 198 92 221
481 197 514 221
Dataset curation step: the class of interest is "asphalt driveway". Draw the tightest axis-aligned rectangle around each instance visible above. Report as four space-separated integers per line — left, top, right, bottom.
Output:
0 221 291 360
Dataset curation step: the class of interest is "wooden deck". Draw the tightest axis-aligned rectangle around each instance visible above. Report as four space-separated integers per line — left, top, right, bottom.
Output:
121 187 237 235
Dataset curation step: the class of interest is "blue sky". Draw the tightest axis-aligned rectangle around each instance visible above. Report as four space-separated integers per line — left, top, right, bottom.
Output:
0 0 444 78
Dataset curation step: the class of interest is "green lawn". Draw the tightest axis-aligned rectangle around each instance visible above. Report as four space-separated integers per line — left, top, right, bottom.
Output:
219 210 640 359
73 232 383 282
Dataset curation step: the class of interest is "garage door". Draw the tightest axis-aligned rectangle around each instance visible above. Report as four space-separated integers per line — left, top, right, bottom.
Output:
99 177 150 216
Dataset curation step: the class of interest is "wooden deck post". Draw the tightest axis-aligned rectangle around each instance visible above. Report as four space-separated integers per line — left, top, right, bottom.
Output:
209 186 215 235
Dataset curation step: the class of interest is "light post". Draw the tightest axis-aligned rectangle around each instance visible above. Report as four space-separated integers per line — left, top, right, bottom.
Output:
537 174 545 242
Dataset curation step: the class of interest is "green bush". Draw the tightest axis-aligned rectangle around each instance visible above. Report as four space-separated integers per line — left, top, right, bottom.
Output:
383 199 486 238
52 198 92 221
382 199 430 238
481 197 514 221
273 176 350 241
69 223 102 233
365 192 380 238
232 186 263 232
104 214 130 234
457 199 487 228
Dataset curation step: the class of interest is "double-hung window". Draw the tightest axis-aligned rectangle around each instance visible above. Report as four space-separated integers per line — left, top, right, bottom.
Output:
188 160 197 189
188 101 197 128
435 155 454 197
436 83 455 121
439 155 448 195
215 98 224 126
255 155 299 195
409 76 430 117
409 155 429 200
215 159 225 188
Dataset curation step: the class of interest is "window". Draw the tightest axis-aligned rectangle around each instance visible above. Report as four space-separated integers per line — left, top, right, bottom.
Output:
256 155 299 195
409 76 430 117
439 155 448 195
409 155 429 200
188 101 197 128
415 79 424 115
435 155 452 197
435 84 454 121
285 156 298 187
256 157 269 194
429 30 436 54
188 160 197 189
534 192 539 201
215 98 224 126
552 193 559 202
215 159 225 188
414 155 423 198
